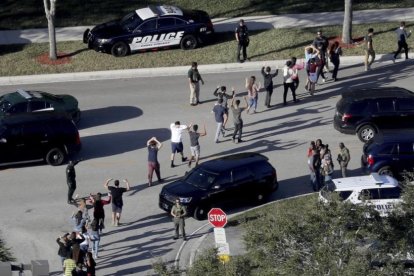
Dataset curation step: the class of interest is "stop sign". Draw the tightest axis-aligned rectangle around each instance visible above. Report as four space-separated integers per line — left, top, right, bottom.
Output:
208 208 227 228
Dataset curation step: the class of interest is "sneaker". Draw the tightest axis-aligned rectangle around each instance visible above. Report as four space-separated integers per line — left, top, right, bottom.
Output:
322 78 326 83
173 236 178 240
215 140 219 144
171 163 175 168
158 179 164 183
182 157 187 162
237 139 244 143
232 138 236 143
392 57 396 63
188 162 191 167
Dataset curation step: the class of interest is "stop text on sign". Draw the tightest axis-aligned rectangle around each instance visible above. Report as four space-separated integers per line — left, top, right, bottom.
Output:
208 208 227 228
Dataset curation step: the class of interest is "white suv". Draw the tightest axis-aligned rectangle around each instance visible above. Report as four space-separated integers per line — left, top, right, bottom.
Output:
319 173 401 216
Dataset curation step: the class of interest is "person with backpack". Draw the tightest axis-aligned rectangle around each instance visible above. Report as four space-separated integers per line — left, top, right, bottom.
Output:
89 192 111 234
304 45 320 93
393 21 412 62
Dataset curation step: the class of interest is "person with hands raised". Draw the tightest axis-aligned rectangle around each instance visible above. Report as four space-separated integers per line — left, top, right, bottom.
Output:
104 178 130 226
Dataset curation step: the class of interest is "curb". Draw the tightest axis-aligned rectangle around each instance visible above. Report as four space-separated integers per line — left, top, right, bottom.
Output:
0 55 376 86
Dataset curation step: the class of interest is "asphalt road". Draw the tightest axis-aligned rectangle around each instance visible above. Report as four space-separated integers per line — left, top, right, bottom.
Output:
1 59 413 275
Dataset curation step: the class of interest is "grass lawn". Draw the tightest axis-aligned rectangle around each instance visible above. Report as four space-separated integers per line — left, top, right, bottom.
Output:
1 0 413 30
0 21 411 77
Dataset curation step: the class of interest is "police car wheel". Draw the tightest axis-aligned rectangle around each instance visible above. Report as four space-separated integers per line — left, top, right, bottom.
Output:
46 148 66 166
180 35 198 50
378 166 393 177
111 42 129 57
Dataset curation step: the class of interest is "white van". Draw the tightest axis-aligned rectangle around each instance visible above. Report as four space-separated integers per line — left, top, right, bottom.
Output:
319 173 401 216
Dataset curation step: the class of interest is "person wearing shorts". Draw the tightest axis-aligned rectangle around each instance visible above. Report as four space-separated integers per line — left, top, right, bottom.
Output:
104 178 130 226
188 124 207 167
170 121 191 168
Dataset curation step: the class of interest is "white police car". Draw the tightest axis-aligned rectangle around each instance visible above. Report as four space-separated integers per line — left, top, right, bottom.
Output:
83 5 214 57
319 173 401 216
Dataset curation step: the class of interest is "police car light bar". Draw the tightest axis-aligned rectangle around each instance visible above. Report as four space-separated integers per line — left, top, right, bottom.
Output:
370 173 384 184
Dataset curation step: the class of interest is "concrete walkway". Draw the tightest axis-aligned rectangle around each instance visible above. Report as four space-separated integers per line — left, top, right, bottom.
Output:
0 8 413 45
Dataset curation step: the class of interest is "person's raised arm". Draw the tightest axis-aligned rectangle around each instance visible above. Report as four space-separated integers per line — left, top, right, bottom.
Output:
104 178 112 190
123 179 131 191
200 124 207 136
154 137 163 150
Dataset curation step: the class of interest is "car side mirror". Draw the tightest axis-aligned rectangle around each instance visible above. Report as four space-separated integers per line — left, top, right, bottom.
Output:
0 138 7 143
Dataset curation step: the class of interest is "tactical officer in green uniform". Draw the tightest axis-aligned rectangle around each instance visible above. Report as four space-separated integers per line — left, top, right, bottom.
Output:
171 199 187 240
337 142 350 177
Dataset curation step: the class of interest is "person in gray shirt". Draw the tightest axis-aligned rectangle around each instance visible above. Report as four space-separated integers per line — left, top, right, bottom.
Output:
230 92 248 143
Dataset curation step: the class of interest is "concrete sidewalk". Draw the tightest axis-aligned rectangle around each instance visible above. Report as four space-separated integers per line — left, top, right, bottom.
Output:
0 8 413 45
2 54 410 86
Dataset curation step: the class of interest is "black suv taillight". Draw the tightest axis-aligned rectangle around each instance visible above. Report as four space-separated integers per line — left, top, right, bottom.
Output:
342 113 352 122
75 132 81 145
367 154 374 166
207 20 213 30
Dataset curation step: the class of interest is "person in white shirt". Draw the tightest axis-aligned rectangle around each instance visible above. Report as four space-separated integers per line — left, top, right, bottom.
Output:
283 60 298 106
170 121 191 168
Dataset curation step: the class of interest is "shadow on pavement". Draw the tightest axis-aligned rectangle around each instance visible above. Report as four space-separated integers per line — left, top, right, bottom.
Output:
79 106 143 129
79 128 170 160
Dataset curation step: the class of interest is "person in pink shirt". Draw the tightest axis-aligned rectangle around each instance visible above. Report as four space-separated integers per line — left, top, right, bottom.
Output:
291 57 305 91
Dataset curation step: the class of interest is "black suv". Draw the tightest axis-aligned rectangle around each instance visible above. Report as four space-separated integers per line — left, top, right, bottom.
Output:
0 113 81 167
361 131 414 177
159 152 278 220
333 87 414 142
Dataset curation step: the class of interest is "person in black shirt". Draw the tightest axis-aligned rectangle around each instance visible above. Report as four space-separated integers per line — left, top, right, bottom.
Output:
66 159 82 204
235 19 249 63
312 30 329 80
104 178 130 226
261 66 278 108
147 137 163 187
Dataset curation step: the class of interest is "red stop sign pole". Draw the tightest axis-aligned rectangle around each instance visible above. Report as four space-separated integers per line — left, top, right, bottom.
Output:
208 208 227 228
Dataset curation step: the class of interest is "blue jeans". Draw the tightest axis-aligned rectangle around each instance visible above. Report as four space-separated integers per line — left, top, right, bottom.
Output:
214 122 224 142
248 97 257 111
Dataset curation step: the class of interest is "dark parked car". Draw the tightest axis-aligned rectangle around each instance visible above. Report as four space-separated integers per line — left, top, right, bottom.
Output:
333 87 414 142
0 113 81 166
0 89 81 123
361 132 414 177
83 5 214 57
159 152 278 220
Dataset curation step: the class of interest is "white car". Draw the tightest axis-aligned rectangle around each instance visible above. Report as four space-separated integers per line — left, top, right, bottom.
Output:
319 173 401 216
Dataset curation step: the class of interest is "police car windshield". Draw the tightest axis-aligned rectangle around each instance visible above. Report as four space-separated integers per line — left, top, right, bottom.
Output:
184 168 216 190
120 12 142 31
